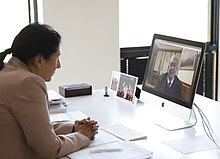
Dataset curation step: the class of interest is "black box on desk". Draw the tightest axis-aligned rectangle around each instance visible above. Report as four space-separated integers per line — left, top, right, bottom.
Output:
59 83 92 98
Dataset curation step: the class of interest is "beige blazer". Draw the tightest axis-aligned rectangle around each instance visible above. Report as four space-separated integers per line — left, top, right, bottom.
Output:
0 57 90 159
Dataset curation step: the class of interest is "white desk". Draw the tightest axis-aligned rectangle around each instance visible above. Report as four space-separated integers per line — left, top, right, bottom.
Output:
63 89 220 159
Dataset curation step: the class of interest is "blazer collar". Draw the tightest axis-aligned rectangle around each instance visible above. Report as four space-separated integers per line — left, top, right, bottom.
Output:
7 56 30 72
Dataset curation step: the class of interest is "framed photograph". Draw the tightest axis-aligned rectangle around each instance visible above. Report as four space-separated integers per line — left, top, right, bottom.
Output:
110 71 120 91
179 48 198 70
116 72 138 103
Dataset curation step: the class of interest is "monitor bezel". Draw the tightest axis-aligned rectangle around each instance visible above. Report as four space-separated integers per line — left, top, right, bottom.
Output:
142 34 206 110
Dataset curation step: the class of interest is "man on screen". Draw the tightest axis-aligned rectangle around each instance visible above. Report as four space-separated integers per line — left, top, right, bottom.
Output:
154 55 183 99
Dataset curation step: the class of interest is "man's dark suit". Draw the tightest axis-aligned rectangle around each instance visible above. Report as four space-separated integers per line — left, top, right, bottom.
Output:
155 73 183 99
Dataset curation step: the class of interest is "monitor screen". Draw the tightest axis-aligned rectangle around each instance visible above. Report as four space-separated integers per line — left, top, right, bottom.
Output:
141 34 205 130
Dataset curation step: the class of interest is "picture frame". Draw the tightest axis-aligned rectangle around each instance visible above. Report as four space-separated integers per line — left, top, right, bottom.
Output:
110 71 120 91
179 48 198 70
110 71 138 103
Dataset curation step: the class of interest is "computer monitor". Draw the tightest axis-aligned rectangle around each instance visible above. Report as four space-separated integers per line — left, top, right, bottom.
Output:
140 34 206 130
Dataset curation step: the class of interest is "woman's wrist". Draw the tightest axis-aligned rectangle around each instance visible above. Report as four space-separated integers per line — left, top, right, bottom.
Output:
71 124 75 133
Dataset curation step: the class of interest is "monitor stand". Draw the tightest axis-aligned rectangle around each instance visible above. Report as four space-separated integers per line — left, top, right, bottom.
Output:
154 108 197 131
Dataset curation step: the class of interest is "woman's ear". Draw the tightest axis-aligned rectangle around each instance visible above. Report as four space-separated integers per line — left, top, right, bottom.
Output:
33 54 45 68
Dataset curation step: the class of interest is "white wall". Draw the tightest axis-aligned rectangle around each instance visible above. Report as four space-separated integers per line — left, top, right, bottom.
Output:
43 0 119 92
119 0 209 47
0 0 29 62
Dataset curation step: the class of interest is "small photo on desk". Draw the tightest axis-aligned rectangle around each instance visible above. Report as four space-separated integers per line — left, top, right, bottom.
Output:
110 71 120 91
116 72 138 103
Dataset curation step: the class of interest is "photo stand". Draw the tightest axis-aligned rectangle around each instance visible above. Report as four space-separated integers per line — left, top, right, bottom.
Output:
110 71 138 103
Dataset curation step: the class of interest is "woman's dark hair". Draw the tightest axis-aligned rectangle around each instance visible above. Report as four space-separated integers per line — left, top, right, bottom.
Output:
0 23 61 70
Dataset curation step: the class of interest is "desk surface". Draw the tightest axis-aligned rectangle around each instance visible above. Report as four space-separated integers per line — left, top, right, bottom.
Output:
64 89 220 159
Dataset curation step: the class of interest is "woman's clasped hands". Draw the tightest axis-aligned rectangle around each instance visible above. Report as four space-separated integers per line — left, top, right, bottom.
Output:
74 117 99 140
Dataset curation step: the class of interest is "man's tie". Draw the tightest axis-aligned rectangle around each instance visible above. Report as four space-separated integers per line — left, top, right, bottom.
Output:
168 81 171 87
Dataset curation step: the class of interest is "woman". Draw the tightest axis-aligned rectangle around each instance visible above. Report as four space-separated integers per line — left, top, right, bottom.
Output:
0 23 98 159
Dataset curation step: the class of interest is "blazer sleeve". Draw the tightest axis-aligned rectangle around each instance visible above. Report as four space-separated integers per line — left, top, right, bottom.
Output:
53 122 74 135
155 73 166 90
11 75 90 159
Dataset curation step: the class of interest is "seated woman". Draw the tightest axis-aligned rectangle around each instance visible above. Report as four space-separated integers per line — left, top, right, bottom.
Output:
0 23 99 159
